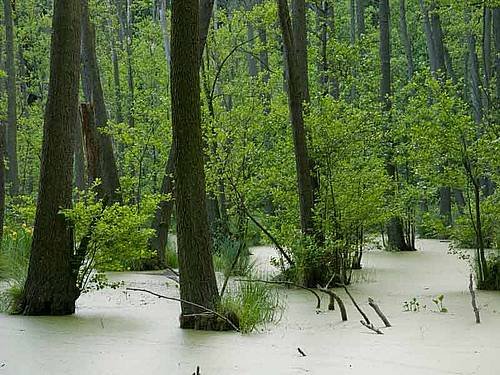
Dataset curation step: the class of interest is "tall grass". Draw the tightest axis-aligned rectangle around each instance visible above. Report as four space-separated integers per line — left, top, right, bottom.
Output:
218 278 283 333
0 230 32 314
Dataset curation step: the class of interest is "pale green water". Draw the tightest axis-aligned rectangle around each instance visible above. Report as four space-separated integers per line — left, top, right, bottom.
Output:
1 239 499 374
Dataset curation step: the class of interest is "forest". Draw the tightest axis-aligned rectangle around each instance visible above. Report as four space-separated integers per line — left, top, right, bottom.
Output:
0 0 499 373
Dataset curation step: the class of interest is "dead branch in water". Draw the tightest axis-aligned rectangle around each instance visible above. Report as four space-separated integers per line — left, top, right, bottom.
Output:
338 284 370 325
368 297 391 327
468 274 481 324
360 320 383 334
235 279 321 309
126 288 240 332
317 286 348 321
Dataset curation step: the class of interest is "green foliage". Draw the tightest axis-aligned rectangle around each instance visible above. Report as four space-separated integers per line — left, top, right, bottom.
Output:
213 237 256 278
218 279 283 333
0 229 32 314
403 297 424 312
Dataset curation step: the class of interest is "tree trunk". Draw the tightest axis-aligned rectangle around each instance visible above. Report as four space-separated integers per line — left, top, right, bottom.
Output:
398 0 414 80
291 0 310 103
4 0 19 195
149 0 215 261
81 0 122 204
171 0 220 329
277 0 315 237
317 1 329 94
493 8 500 101
159 0 172 67
108 7 124 125
22 0 82 316
483 7 492 113
467 10 483 124
74 110 86 191
419 0 438 73
0 122 5 241
380 0 408 251
356 0 365 39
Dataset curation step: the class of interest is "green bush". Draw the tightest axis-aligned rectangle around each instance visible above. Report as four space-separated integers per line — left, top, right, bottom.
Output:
218 279 283 333
478 254 500 291
417 211 451 239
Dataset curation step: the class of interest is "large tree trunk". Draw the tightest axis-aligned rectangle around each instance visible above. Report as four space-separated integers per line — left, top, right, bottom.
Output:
172 0 220 329
4 0 19 195
277 0 315 237
149 0 215 262
81 0 121 204
22 0 82 316
398 0 414 80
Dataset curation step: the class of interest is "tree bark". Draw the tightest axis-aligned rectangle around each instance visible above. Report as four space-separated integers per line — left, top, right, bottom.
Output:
419 0 438 73
22 0 82 315
291 0 310 103
81 0 122 204
356 0 365 39
277 0 315 237
149 0 216 261
74 110 86 191
171 0 219 329
398 0 414 80
4 0 19 195
493 8 500 101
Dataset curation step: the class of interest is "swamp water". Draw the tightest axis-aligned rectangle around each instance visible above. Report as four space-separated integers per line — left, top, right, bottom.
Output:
1 239 499 374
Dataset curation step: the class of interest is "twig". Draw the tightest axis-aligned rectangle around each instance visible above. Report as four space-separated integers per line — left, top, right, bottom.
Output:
368 297 391 327
360 320 383 334
469 273 481 324
297 347 307 357
236 279 321 309
317 287 347 321
126 288 240 332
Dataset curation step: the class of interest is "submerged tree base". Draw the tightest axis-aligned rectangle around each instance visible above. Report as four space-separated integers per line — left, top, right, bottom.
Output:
179 312 239 331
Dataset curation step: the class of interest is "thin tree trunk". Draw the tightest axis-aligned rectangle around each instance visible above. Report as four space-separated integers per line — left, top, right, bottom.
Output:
493 8 500 101
74 110 86 191
482 7 492 112
108 1 124 125
23 0 82 315
0 122 5 241
419 0 438 73
356 0 365 38
291 0 310 103
81 0 122 204
398 0 414 79
4 0 19 195
277 0 315 237
171 0 220 329
159 0 172 67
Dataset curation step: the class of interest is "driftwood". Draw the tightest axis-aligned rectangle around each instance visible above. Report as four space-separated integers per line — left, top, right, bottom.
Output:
192 366 200 375
360 320 383 334
236 279 321 309
368 297 391 327
469 273 481 324
126 288 240 332
317 286 348 321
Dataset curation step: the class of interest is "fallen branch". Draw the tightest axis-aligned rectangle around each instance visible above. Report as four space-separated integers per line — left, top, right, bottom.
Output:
469 273 480 324
317 286 347 321
339 284 370 325
297 347 307 357
236 279 321 309
126 288 240 332
360 320 383 334
368 297 391 327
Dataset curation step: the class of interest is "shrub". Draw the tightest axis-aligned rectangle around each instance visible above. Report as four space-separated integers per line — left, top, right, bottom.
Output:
213 236 255 278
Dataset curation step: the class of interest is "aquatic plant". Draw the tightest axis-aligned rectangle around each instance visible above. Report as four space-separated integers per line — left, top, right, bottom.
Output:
218 278 283 333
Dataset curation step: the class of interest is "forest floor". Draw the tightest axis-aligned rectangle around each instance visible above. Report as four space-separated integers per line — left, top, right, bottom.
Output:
1 239 499 375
